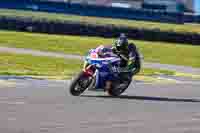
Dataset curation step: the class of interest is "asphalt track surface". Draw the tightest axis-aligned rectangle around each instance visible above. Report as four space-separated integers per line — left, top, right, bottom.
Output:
1 76 200 133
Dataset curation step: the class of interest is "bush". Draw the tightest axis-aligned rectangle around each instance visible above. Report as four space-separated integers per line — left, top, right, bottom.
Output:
0 16 199 45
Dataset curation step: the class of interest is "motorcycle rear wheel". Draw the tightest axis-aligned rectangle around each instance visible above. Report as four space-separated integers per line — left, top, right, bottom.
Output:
107 80 131 96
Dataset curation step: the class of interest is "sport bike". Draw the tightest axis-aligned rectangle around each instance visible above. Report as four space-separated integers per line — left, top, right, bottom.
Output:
69 48 142 96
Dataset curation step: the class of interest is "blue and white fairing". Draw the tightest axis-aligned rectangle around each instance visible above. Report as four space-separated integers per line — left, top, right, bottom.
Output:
85 49 121 89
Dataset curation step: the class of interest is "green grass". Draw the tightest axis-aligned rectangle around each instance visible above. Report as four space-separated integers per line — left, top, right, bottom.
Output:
0 52 82 78
0 52 175 78
0 9 200 34
0 30 200 68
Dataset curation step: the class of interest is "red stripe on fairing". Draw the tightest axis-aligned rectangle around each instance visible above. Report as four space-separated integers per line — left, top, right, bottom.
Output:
84 68 94 76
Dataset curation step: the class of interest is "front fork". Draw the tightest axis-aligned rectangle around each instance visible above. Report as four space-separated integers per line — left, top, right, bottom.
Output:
83 61 93 76
83 60 96 81
83 61 112 91
83 61 89 70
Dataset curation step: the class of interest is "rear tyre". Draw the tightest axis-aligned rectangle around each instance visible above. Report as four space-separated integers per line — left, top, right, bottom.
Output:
69 71 92 96
107 80 131 96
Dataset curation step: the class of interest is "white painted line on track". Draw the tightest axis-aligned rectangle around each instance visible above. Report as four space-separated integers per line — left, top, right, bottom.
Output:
191 118 200 121
169 127 200 132
0 80 16 87
0 101 25 105
8 117 17 121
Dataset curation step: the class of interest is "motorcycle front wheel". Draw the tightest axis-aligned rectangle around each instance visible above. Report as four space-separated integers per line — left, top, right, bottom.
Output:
69 71 92 96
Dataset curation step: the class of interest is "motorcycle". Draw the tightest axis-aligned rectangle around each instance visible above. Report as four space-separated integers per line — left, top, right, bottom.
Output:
69 47 142 96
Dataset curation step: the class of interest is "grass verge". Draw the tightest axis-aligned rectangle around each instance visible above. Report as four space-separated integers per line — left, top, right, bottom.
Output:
0 52 176 79
0 9 200 34
0 52 82 79
0 30 200 68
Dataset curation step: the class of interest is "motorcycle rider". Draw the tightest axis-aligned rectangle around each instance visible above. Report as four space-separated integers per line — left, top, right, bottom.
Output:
105 33 141 90
84 33 141 91
112 33 140 74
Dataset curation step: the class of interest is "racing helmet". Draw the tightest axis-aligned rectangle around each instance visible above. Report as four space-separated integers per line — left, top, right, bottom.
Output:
115 33 128 51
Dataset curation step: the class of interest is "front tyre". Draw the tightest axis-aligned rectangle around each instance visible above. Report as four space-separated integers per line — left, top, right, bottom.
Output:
69 71 92 96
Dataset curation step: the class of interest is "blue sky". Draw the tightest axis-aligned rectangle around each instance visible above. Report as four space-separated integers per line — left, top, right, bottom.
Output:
195 0 200 14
